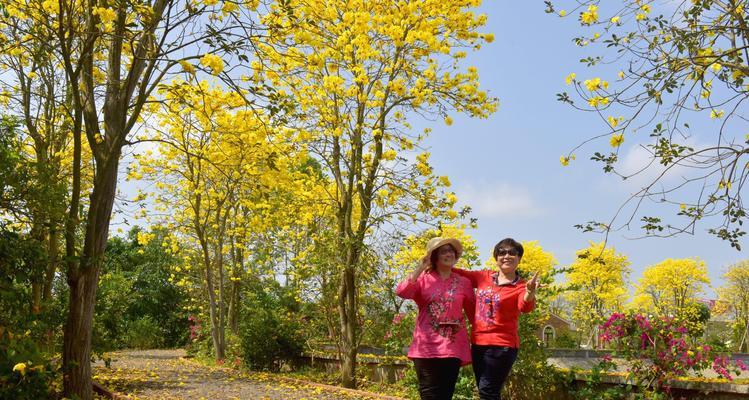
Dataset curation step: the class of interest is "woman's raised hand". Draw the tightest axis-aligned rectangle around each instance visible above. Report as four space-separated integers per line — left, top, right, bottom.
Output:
524 271 540 301
409 256 431 282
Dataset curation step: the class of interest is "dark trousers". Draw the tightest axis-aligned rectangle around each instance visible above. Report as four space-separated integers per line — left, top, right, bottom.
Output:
471 345 518 400
412 357 461 400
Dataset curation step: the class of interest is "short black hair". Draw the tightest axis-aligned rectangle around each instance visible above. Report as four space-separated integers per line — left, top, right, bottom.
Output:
430 244 457 268
493 238 524 259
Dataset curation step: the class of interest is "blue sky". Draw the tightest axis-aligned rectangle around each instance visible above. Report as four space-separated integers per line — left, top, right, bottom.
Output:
421 2 747 294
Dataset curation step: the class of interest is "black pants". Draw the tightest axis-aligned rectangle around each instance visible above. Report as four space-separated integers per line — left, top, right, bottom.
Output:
412 357 461 400
471 345 518 400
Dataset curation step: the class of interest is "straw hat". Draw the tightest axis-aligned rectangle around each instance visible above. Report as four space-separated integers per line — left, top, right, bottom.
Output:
424 237 463 261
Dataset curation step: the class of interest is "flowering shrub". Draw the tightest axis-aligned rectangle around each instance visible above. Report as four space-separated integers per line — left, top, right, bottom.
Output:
597 312 747 398
382 311 415 356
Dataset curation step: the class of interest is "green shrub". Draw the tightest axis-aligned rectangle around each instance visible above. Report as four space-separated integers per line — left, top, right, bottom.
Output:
453 366 478 400
239 306 302 371
383 311 415 356
0 328 58 400
238 279 303 371
554 331 580 349
125 316 163 349
503 311 568 400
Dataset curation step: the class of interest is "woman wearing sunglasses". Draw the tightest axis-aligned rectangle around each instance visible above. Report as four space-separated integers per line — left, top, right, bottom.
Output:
453 238 539 400
396 237 476 400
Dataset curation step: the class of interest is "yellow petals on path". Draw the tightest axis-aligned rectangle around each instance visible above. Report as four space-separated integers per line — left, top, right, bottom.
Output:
92 349 400 399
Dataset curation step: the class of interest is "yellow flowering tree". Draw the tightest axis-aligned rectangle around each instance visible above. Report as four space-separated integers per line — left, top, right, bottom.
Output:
717 260 749 351
256 0 497 387
131 80 314 360
565 242 630 348
0 0 272 397
0 1 79 315
632 258 711 334
549 0 749 250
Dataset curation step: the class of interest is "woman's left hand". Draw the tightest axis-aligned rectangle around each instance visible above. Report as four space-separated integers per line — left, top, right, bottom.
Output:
524 271 540 301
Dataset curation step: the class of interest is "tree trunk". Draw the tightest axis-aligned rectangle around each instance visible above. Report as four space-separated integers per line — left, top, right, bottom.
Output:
339 262 357 388
30 219 47 314
63 147 120 400
228 281 240 333
43 226 60 301
63 267 99 400
200 240 225 360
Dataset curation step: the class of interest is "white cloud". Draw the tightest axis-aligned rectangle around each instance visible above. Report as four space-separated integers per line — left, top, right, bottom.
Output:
616 135 711 191
455 182 543 219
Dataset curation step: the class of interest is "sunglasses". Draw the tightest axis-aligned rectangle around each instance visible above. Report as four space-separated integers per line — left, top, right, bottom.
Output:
496 248 519 257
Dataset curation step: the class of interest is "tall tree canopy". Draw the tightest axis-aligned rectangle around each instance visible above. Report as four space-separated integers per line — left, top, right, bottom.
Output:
256 0 498 387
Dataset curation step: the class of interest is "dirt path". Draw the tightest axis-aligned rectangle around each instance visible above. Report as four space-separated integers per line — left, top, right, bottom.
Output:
93 349 404 400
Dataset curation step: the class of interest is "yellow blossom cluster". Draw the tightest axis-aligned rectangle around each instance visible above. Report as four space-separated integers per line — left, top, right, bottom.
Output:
200 53 224 75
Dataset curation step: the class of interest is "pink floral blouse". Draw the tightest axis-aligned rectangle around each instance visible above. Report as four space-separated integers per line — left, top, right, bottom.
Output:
396 270 475 365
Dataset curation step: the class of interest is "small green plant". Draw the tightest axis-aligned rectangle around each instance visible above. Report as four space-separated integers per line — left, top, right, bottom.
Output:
568 357 628 400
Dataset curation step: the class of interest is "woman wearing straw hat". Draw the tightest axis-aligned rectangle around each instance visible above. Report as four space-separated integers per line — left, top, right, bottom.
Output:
453 238 539 400
396 237 475 400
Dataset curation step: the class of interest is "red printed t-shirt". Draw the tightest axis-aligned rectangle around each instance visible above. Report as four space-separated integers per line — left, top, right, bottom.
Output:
453 269 535 348
396 270 476 365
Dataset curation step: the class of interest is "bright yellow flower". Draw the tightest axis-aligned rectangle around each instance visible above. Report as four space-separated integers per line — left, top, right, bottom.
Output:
710 109 724 119
560 156 570 166
444 116 453 126
179 60 196 74
607 116 619 128
222 1 238 14
588 96 609 107
610 133 624 148
581 5 599 25
42 0 59 14
13 363 26 376
610 16 620 24
381 149 397 161
565 73 576 85
200 53 224 75
584 77 603 91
